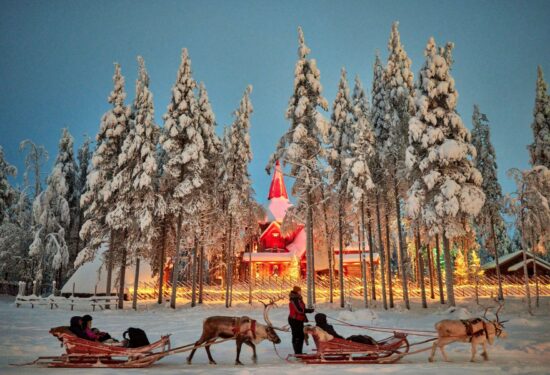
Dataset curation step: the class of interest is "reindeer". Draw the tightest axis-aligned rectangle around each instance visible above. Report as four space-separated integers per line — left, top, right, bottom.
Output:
429 300 508 363
186 300 286 365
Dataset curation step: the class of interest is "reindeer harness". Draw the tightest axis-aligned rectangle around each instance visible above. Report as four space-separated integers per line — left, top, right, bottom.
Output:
460 318 487 342
231 317 257 340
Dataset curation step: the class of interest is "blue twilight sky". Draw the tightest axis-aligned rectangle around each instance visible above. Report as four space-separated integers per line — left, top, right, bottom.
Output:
1 0 549 202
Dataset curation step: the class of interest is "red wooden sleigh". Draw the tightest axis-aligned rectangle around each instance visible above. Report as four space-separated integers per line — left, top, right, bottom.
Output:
291 331 410 364
20 327 171 368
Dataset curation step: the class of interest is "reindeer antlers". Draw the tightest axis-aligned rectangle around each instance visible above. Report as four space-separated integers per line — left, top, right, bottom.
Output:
493 298 505 323
261 297 289 332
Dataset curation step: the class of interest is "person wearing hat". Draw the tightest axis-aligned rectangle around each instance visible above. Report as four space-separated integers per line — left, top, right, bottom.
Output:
288 286 314 354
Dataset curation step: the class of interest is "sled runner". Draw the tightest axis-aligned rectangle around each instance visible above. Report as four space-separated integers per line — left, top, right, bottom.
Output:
17 328 171 368
290 331 410 364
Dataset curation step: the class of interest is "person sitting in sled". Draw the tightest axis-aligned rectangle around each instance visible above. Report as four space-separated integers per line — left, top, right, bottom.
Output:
81 315 114 342
314 313 377 345
69 316 88 339
288 286 314 355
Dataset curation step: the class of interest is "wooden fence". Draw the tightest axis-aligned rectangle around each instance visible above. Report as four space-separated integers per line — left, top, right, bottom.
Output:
136 274 550 304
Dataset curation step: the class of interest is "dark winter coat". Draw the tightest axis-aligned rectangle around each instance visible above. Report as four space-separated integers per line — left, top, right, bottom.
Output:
314 313 344 339
288 291 314 322
69 316 87 339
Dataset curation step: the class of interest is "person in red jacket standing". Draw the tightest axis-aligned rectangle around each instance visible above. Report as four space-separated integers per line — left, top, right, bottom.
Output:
288 286 314 354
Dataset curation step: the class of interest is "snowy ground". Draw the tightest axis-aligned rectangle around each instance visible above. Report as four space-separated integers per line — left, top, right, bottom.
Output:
0 295 549 374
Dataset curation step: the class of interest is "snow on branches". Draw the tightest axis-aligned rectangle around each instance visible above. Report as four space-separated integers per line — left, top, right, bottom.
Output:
405 37 485 239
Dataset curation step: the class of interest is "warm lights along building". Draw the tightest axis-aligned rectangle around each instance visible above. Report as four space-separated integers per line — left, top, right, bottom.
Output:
241 160 379 280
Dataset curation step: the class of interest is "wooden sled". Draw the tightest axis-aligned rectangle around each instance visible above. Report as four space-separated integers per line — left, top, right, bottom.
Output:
20 327 171 368
291 331 410 364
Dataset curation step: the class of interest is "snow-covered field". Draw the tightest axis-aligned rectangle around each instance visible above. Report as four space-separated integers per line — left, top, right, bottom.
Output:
0 295 549 374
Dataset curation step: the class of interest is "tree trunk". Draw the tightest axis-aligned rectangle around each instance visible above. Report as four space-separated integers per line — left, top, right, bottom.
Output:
366 203 376 301
117 239 127 310
338 200 345 308
306 192 314 309
442 232 455 306
415 228 427 308
105 231 114 309
170 214 183 309
199 244 204 304
384 204 394 308
310 217 316 305
426 238 435 299
320 186 334 304
157 222 167 305
521 248 532 314
490 215 504 301
360 199 368 308
132 257 140 310
375 191 387 309
393 180 409 309
435 234 445 304
248 241 253 305
531 228 539 308
225 215 233 308
191 237 198 307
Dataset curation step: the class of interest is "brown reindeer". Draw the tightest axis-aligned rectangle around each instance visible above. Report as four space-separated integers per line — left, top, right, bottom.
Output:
186 300 285 365
429 300 508 362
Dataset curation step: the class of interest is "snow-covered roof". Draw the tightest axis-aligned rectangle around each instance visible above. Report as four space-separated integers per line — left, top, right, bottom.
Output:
334 252 380 265
61 245 156 295
506 258 550 273
481 250 550 270
244 226 307 262
268 160 288 200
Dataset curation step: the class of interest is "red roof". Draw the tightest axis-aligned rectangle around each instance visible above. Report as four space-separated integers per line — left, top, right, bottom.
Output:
268 160 289 200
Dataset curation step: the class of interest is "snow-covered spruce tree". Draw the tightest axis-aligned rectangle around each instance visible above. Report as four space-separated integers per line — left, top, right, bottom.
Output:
370 52 389 309
108 56 161 309
19 140 48 199
327 68 355 308
405 38 485 307
29 162 70 293
54 129 80 270
160 49 205 309
194 82 223 305
267 27 329 308
74 136 91 258
79 63 130 307
506 166 550 313
381 22 415 309
0 146 17 224
348 75 376 307
222 85 254 308
471 104 508 300
529 66 550 168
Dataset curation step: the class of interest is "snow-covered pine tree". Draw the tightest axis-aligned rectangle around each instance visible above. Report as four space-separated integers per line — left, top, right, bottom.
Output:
529 66 550 168
29 162 70 292
74 136 91 257
79 63 130 307
0 146 17 224
405 38 485 306
159 49 205 309
19 140 48 199
382 22 415 309
371 52 389 309
54 129 79 270
506 166 550 313
327 68 355 308
223 85 254 308
194 82 223 305
349 75 376 307
108 56 160 310
471 104 508 300
267 27 329 308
